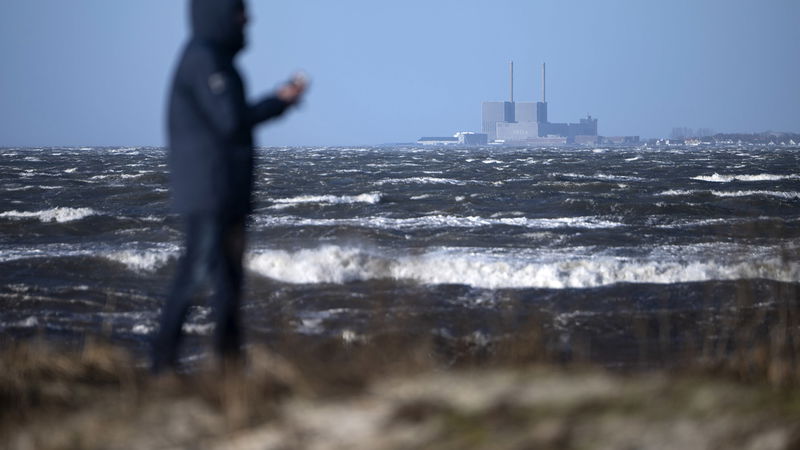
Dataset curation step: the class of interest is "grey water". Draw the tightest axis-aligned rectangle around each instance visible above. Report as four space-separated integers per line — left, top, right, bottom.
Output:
1 145 798 366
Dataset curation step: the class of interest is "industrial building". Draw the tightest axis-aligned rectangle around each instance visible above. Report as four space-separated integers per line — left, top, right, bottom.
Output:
416 62 632 147
418 132 488 146
483 62 599 145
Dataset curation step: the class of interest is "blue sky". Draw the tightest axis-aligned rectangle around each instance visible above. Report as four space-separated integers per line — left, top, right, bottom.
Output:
1 0 798 146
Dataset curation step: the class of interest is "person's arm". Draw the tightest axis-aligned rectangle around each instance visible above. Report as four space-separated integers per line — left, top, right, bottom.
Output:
249 73 308 125
249 96 291 125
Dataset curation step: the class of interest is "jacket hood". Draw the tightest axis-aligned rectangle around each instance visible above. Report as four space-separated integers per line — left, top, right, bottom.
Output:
191 0 246 53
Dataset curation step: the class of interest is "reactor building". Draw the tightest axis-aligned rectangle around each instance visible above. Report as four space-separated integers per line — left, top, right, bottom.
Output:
483 62 598 145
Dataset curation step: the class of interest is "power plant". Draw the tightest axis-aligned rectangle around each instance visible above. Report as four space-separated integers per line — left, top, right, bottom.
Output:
418 62 635 147
482 62 597 145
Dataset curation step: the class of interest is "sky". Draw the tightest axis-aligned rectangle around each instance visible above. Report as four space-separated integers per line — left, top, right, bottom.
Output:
0 0 798 147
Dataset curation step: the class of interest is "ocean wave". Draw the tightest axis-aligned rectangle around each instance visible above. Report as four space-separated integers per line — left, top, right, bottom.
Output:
374 177 476 186
657 189 800 199
711 190 800 199
2 316 40 329
691 173 800 183
255 214 624 231
0 207 98 223
104 249 178 272
4 185 35 192
247 245 800 289
559 173 646 182
269 193 381 209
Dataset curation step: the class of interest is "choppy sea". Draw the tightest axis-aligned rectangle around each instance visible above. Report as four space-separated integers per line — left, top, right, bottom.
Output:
1 145 798 366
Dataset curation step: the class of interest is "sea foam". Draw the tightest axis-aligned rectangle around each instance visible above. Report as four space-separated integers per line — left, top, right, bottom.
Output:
246 245 800 289
691 173 800 183
104 249 177 272
0 207 98 223
255 214 624 231
269 193 381 209
657 189 800 199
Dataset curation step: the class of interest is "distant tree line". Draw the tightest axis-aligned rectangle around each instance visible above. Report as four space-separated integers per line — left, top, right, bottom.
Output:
670 128 799 143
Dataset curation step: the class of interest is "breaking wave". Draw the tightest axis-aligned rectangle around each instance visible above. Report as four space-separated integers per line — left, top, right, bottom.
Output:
255 214 624 230
559 173 646 182
375 177 476 186
691 173 800 183
246 244 800 289
103 249 178 272
658 190 800 199
0 207 98 223
269 193 381 209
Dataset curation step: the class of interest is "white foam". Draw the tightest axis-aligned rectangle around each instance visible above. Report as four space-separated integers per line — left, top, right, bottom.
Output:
64 167 77 173
247 244 800 289
13 316 40 328
132 324 155 335
269 193 381 209
5 185 35 192
375 177 474 186
0 207 98 223
104 249 177 272
710 190 800 199
657 189 800 199
255 214 624 231
691 173 800 183
183 323 215 335
559 173 646 182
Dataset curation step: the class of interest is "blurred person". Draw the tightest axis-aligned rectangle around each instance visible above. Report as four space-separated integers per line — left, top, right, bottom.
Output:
151 0 307 373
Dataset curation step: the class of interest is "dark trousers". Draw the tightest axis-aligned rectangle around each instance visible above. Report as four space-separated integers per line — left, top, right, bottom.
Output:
151 212 246 373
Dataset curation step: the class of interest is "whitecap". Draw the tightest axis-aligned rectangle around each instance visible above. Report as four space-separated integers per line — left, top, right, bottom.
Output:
269 193 381 209
658 189 799 200
710 190 800 199
375 177 474 186
246 244 800 289
0 207 98 223
132 324 155 335
692 173 800 183
13 316 40 328
183 323 215 335
559 173 646 182
104 249 177 272
255 214 624 231
4 186 35 192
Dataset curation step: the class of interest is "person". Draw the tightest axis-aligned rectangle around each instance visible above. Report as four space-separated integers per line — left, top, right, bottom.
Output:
151 0 307 373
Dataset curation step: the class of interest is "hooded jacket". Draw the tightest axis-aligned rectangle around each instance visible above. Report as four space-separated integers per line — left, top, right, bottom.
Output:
167 0 290 215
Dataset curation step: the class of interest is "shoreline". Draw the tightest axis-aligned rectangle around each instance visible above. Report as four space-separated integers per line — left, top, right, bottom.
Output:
3 340 800 449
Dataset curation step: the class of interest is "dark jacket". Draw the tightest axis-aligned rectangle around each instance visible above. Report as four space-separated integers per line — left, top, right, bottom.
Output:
168 0 290 215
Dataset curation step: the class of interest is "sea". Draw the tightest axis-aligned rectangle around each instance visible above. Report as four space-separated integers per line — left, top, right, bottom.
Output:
1 145 799 367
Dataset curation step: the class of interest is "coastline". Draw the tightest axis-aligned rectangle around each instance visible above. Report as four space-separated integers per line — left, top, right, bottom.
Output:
3 340 800 450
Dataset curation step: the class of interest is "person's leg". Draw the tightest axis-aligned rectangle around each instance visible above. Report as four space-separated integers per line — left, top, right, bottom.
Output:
212 215 247 360
151 214 219 373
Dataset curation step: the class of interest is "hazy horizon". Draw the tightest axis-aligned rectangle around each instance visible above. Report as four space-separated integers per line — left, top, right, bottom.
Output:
1 0 798 147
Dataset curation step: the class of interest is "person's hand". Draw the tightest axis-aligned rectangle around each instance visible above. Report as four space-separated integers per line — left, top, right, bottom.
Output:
277 72 308 104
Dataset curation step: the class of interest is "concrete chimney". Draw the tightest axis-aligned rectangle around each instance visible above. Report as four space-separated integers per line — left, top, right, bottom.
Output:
542 62 546 103
509 60 514 103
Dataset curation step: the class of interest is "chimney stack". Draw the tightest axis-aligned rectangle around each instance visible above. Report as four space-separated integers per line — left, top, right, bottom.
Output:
542 62 546 103
509 60 514 103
